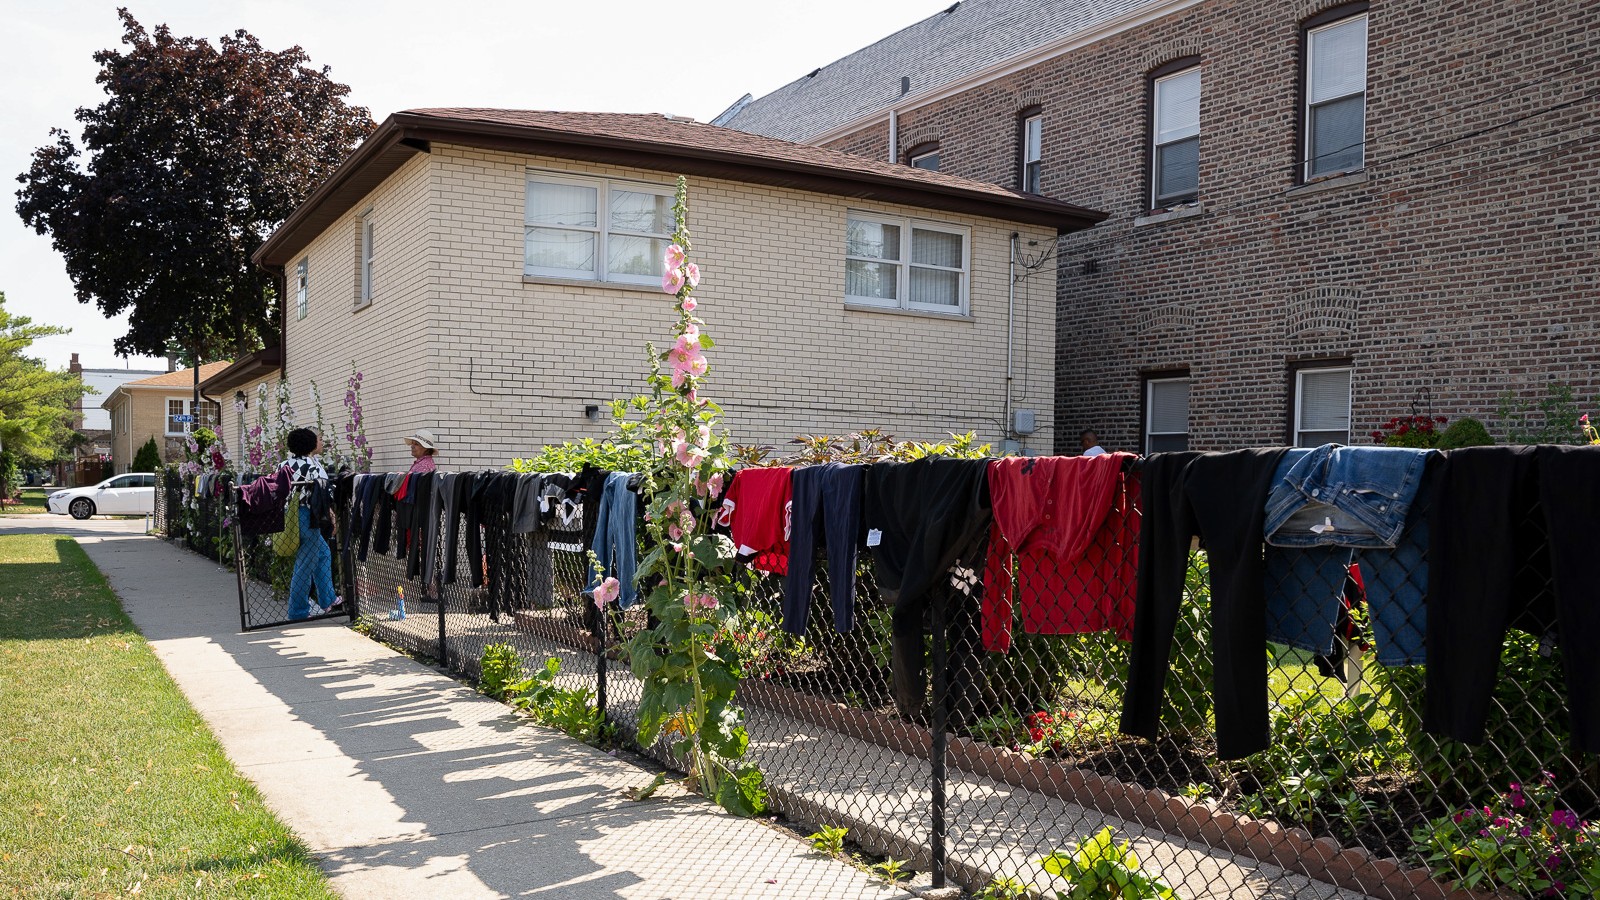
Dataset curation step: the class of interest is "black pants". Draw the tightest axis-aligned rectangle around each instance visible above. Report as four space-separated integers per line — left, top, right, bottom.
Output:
783 463 865 636
864 458 992 723
1121 449 1286 761
1426 446 1597 753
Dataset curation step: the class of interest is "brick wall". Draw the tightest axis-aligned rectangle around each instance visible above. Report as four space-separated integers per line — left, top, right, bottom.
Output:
283 144 1057 470
819 0 1600 453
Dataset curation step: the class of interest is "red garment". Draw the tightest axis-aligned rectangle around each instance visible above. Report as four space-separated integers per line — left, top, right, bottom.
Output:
717 467 792 575
981 453 1141 652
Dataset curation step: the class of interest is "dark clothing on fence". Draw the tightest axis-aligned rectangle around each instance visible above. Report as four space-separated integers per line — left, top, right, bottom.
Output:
1424 446 1597 751
573 465 610 554
442 472 472 584
238 467 290 536
782 463 865 636
586 472 642 609
1121 449 1287 761
864 458 992 723
355 474 383 561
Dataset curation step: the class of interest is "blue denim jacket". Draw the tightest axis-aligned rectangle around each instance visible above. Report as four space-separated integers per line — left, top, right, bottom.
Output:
1264 445 1434 548
1263 445 1436 666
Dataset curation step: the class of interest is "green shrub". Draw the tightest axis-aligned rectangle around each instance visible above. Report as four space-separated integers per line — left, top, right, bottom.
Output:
1496 382 1591 444
506 656 605 743
1434 417 1493 449
478 643 524 700
806 824 848 855
131 437 163 472
1236 690 1402 830
1037 827 1181 900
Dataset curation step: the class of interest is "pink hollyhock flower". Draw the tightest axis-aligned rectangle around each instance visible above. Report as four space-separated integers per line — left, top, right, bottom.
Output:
707 472 724 497
678 508 696 535
593 577 621 608
686 263 700 287
665 244 686 270
662 268 686 295
667 524 683 541
673 439 707 468
685 592 719 611
695 424 712 448
682 295 697 312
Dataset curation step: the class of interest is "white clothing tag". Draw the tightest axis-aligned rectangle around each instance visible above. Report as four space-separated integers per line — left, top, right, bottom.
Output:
866 528 883 547
736 543 757 556
1310 516 1337 534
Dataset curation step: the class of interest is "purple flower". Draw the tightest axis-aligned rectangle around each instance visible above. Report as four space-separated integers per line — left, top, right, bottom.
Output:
1552 810 1581 829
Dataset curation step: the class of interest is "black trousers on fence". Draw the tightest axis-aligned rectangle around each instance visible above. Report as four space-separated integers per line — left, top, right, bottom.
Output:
783 463 865 636
1426 445 1600 753
1121 449 1287 761
865 458 992 723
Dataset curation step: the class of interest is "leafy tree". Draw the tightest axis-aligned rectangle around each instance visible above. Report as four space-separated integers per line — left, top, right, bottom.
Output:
131 437 163 473
0 292 82 477
14 9 373 359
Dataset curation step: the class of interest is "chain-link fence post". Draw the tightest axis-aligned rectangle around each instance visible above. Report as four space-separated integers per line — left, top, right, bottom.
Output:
929 585 949 890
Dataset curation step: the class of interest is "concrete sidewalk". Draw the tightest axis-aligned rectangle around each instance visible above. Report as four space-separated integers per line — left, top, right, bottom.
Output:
5 518 907 899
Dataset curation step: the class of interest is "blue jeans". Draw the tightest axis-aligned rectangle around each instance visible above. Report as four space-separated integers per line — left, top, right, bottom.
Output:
288 505 337 620
584 473 639 609
1263 447 1435 665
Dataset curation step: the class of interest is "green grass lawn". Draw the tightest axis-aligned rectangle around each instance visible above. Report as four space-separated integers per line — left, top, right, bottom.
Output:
2 486 50 514
0 533 336 898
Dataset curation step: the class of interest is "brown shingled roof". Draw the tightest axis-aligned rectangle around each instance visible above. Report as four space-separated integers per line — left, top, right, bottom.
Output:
124 362 232 388
254 108 1106 269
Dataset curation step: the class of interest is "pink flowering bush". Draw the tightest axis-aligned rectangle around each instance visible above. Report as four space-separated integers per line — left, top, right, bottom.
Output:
1416 772 1600 896
610 177 766 817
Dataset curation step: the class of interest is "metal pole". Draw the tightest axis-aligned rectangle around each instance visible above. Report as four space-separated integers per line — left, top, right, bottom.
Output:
929 584 949 889
231 484 249 631
593 595 608 721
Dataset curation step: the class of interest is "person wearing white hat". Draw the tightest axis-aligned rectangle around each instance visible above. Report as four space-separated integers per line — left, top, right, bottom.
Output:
404 429 439 474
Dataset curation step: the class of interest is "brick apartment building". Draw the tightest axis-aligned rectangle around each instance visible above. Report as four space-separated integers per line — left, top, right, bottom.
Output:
720 0 1600 453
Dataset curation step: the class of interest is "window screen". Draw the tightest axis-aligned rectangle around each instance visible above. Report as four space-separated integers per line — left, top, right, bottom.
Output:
1296 367 1352 445
1146 377 1191 452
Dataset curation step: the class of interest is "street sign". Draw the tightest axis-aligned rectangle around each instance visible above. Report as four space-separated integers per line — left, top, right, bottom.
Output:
173 414 194 423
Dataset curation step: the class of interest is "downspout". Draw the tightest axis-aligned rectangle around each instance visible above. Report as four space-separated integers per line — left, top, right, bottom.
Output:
1006 232 1018 447
887 108 898 163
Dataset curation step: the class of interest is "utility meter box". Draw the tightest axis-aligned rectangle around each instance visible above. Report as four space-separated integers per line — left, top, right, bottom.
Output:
1013 408 1038 436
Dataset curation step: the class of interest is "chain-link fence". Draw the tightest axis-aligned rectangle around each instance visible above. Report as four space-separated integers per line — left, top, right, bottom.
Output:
157 460 1598 899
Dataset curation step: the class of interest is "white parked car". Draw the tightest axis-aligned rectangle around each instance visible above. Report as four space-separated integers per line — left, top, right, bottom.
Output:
47 473 158 519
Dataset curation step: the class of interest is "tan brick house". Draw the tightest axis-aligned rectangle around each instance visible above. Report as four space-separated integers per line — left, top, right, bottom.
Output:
721 0 1600 453
101 363 228 473
252 109 1103 471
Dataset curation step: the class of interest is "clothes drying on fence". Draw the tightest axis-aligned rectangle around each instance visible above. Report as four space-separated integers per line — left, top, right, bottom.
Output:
585 472 642 609
238 467 290 536
571 465 611 553
782 462 865 636
470 471 522 620
1263 445 1437 666
354 473 383 561
511 473 545 534
1424 445 1600 753
441 471 473 583
401 472 435 581
718 466 792 575
980 453 1140 653
864 457 992 723
1121 449 1287 761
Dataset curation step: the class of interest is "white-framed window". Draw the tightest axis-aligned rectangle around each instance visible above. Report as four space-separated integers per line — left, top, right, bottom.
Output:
165 398 189 436
1295 366 1353 446
909 147 941 171
359 217 375 307
165 398 214 436
295 257 309 320
1304 13 1368 180
524 172 673 286
844 212 969 314
1145 376 1191 453
1021 114 1043 193
1152 67 1201 207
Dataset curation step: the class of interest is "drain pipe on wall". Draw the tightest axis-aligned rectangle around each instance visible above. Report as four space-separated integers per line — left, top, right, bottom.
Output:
887 108 898 163
1006 232 1018 450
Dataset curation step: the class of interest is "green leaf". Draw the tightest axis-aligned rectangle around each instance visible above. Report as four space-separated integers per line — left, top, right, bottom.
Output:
698 335 715 349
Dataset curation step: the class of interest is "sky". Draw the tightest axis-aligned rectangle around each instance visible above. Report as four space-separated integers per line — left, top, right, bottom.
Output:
0 0 942 371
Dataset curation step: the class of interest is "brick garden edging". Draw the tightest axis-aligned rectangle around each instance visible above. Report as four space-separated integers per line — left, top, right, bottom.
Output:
737 679 1494 900
506 611 1494 899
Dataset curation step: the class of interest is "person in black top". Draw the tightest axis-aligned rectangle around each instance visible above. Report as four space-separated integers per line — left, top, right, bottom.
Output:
282 428 341 620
